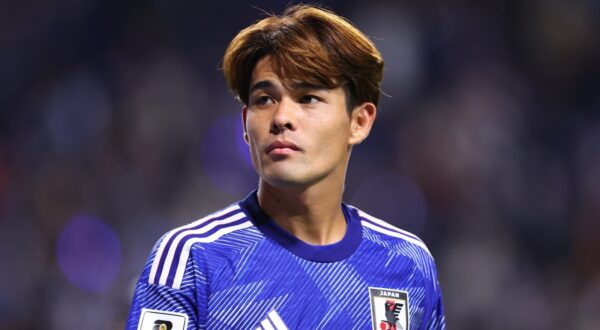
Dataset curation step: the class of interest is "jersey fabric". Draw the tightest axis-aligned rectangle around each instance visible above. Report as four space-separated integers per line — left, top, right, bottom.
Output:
127 190 446 330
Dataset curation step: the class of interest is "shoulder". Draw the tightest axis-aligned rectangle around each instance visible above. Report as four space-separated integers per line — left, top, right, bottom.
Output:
349 205 435 264
144 202 261 289
350 206 442 287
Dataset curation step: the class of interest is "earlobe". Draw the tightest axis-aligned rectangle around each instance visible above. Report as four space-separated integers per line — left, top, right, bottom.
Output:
349 102 377 145
242 106 250 144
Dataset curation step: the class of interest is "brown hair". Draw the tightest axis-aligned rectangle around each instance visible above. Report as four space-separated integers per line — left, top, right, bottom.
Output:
222 4 384 110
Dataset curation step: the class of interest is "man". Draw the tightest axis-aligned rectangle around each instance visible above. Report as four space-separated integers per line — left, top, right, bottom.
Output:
127 5 445 329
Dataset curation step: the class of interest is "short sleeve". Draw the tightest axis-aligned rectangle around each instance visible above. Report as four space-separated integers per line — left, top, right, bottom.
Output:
426 259 446 330
126 238 202 330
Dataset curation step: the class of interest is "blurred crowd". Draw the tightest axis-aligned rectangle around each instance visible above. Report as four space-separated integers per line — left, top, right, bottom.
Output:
1 0 599 329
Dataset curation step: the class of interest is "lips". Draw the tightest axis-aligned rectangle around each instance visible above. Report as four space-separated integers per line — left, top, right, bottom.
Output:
265 140 301 154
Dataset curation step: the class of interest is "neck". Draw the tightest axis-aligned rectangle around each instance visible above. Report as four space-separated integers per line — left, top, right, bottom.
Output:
257 179 347 245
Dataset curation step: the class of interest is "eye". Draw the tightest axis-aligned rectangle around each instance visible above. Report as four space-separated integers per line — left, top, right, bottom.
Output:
253 95 275 107
298 95 321 104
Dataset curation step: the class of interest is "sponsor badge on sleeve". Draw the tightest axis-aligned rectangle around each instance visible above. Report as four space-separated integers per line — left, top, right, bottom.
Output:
137 308 188 330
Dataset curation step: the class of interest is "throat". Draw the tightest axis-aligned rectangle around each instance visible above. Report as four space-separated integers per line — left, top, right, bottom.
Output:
281 212 348 245
257 183 347 245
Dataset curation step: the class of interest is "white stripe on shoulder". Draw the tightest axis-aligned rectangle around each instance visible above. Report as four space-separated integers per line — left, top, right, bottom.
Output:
362 221 432 256
148 204 241 285
171 220 253 289
356 209 420 240
353 208 433 257
158 211 247 286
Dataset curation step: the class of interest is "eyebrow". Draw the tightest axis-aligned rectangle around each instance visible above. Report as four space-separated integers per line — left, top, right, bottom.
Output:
249 80 274 94
249 80 329 94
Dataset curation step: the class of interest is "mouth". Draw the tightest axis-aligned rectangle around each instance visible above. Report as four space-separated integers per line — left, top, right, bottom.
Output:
265 140 301 155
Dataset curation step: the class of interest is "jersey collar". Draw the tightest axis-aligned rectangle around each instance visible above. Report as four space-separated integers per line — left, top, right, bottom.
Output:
239 190 363 263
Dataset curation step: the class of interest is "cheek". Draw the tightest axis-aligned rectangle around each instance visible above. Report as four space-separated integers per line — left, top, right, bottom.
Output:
320 114 351 140
244 115 260 142
311 121 351 157
245 113 269 138
246 131 261 156
245 125 265 163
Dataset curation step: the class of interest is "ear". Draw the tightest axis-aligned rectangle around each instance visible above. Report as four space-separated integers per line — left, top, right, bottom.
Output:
348 102 377 145
242 106 249 144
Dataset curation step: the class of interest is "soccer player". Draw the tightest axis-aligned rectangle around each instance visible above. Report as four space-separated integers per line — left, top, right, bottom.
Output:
127 5 445 330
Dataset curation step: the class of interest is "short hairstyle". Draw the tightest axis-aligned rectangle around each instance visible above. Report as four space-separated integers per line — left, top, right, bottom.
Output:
222 4 384 110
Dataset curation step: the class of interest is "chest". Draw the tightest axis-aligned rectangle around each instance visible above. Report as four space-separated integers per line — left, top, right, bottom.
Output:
201 243 430 329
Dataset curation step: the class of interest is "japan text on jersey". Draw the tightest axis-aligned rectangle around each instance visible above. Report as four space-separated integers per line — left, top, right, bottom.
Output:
127 191 446 329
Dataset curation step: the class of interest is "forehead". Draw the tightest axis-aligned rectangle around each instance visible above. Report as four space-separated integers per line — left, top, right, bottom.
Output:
250 55 332 92
251 56 284 84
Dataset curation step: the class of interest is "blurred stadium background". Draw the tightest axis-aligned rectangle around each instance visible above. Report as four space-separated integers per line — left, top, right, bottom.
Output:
1 0 599 329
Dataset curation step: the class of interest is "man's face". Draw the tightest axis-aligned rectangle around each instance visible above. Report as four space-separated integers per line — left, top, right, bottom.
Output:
242 56 359 189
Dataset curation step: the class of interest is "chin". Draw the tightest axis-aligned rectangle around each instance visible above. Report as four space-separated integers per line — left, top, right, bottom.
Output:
259 167 309 187
263 174 306 188
262 168 329 190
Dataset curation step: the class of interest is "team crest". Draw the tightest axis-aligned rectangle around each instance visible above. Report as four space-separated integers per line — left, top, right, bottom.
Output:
369 287 409 330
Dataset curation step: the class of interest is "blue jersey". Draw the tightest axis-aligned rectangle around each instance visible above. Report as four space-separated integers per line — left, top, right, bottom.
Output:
127 191 445 330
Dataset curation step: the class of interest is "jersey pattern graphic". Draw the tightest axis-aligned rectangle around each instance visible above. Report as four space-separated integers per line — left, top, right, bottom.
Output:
127 191 445 329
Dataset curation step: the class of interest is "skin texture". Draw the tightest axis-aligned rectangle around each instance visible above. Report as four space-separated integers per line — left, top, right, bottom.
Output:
242 55 377 245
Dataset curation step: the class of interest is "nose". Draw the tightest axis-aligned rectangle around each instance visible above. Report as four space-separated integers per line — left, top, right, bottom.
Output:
270 97 296 134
